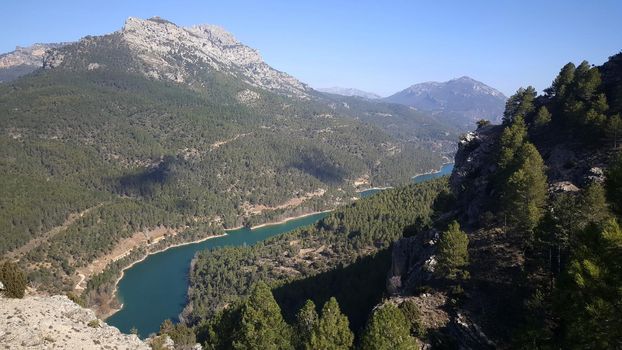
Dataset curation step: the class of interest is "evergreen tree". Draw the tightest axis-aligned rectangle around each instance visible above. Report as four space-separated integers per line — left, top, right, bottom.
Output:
503 86 537 125
360 303 418 350
398 299 425 338
295 300 318 350
534 106 552 128
309 297 353 350
559 220 622 349
436 221 469 280
0 261 27 298
606 114 622 148
503 142 548 236
605 153 622 214
546 62 575 100
498 115 528 173
233 282 293 350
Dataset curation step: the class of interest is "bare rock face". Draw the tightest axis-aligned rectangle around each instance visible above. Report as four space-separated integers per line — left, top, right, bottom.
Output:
449 124 502 225
0 43 68 82
0 295 149 349
387 229 439 295
43 17 310 98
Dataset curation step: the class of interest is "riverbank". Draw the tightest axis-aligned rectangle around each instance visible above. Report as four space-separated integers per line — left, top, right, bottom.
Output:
410 162 455 179
99 232 227 319
250 210 333 229
100 209 333 320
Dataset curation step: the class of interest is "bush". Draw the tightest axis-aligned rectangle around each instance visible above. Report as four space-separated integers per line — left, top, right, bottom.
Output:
0 261 27 298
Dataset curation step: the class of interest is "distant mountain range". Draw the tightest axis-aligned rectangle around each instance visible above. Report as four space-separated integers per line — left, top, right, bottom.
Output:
1 36 506 130
317 87 381 100
384 76 507 128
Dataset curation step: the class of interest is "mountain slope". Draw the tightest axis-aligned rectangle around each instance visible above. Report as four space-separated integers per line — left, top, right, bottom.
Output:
384 76 507 129
0 17 454 308
43 17 310 98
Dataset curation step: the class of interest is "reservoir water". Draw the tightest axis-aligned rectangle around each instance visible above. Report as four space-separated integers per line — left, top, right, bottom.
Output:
107 162 454 337
358 163 454 198
106 212 328 337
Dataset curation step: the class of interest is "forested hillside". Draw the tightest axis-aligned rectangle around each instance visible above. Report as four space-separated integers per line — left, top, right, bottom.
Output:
179 52 622 349
0 17 455 305
186 177 450 347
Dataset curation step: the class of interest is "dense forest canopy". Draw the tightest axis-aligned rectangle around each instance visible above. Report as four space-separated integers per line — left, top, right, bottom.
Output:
0 42 453 296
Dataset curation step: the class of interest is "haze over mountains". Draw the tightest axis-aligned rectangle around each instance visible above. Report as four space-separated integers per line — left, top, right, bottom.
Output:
2 26 506 132
384 76 508 127
317 87 381 100
320 77 507 129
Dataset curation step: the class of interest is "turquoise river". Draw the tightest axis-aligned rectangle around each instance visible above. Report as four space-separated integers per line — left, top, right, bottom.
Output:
106 163 454 337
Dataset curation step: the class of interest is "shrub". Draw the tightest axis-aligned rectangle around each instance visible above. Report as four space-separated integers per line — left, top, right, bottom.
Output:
0 261 27 298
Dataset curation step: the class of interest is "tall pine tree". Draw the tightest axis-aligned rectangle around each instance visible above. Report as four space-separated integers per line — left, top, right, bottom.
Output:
360 303 418 350
309 297 353 350
233 282 293 350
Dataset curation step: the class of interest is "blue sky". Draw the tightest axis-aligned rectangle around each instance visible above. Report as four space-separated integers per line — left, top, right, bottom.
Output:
2 0 621 96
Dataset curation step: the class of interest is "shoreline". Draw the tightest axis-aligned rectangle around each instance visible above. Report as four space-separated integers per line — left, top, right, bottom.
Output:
99 165 455 320
100 233 227 320
410 162 454 180
101 209 332 320
249 210 332 230
358 162 454 193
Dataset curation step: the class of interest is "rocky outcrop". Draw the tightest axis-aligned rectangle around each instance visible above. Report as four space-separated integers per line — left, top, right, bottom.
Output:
0 43 68 82
449 124 502 225
43 17 310 98
0 295 149 349
387 229 439 295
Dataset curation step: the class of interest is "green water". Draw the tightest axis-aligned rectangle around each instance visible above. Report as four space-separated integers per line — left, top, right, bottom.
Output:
106 212 328 337
107 162 454 337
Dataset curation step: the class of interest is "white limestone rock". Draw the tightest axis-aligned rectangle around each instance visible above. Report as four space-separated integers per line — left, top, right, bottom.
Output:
0 295 150 349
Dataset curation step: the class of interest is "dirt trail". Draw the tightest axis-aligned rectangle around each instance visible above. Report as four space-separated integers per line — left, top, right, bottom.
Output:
6 204 103 260
74 226 179 291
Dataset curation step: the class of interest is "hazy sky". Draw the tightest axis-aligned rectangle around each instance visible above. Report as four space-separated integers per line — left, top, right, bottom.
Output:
2 0 621 96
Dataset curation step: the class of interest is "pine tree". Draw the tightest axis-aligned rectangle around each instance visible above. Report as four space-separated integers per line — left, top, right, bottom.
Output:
607 114 622 148
605 153 622 214
398 299 425 338
503 87 537 125
559 220 622 349
0 261 27 298
309 297 353 350
295 300 318 350
503 142 548 237
534 106 552 128
436 221 469 280
360 303 418 350
546 62 575 100
498 115 528 173
233 282 293 350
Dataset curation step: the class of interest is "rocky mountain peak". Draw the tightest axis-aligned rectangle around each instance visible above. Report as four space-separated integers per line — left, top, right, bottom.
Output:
43 16 310 97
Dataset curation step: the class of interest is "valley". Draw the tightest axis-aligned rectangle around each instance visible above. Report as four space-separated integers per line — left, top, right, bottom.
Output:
1 6 620 350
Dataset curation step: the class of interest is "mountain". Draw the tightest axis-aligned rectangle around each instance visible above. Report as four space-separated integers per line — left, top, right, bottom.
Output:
317 86 381 99
384 76 507 129
43 16 310 98
0 16 456 311
0 43 68 82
